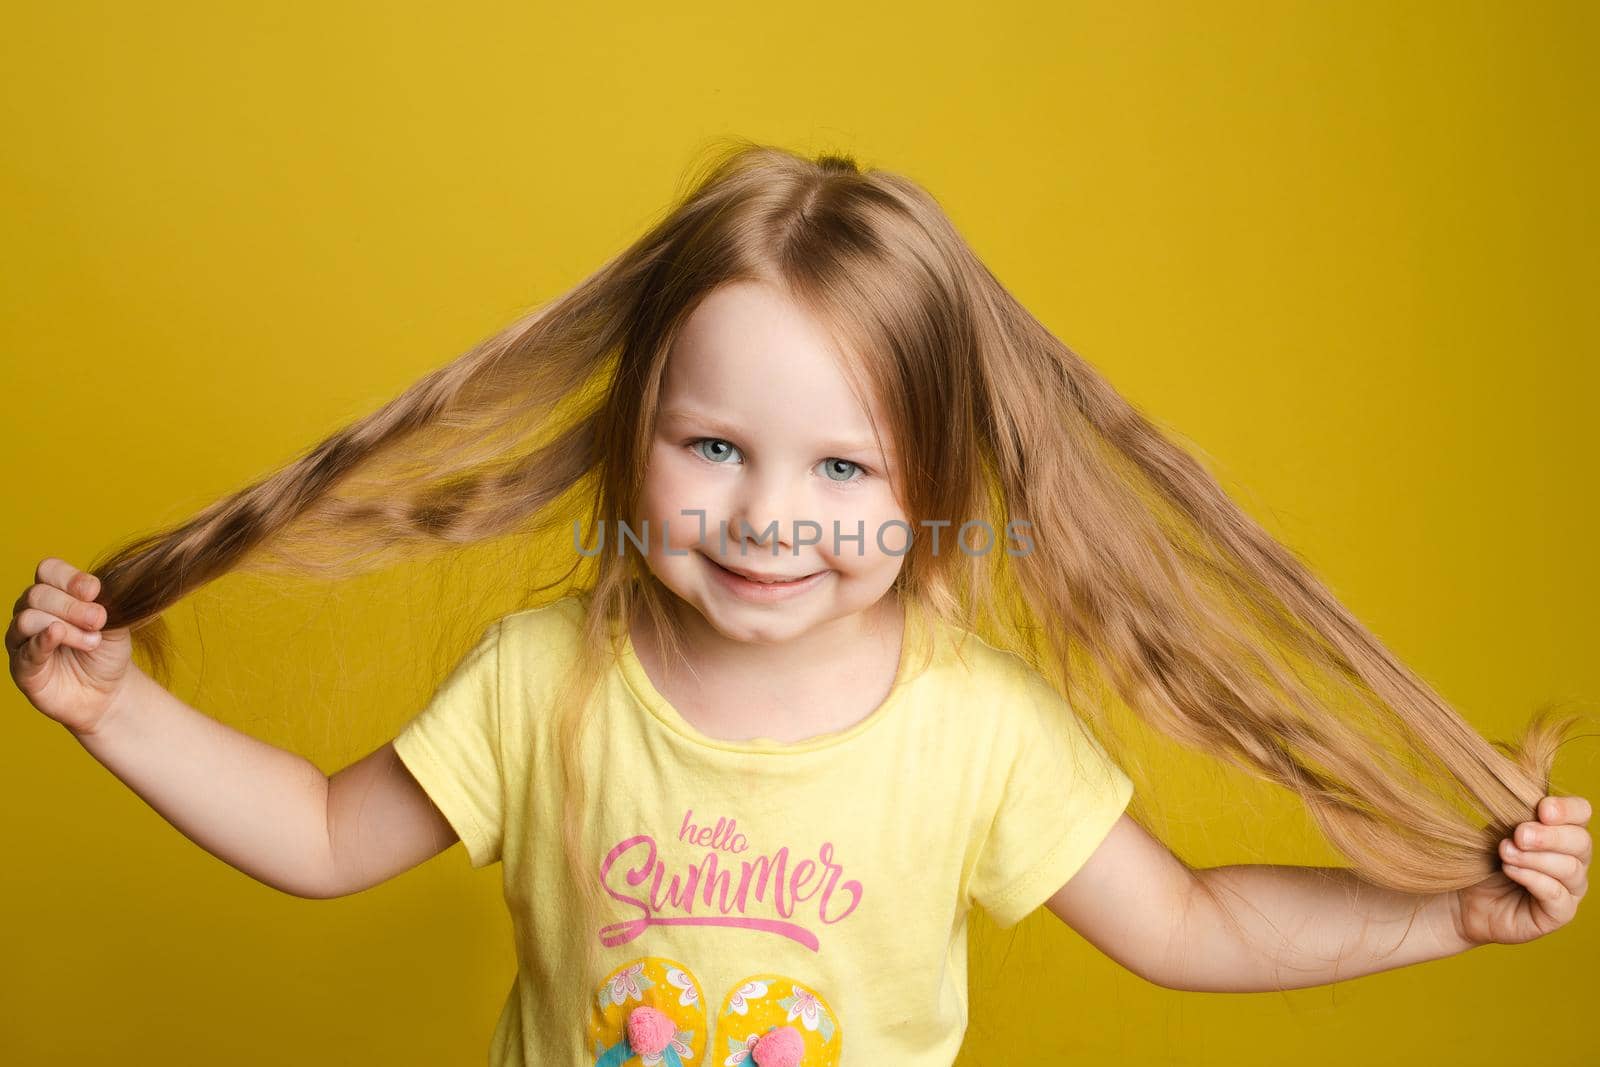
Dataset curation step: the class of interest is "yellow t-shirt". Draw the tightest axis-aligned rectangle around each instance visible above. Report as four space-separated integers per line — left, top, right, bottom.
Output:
393 593 1133 1066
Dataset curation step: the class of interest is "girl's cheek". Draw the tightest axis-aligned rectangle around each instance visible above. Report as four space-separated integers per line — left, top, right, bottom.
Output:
646 470 732 556
653 503 708 554
639 453 712 548
821 496 908 573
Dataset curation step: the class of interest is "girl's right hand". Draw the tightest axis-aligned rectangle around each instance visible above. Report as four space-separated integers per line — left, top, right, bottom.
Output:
7 557 137 736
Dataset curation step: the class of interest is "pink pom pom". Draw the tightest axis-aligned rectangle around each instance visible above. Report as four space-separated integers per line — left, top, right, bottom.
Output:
751 1024 803 1067
625 1005 675 1057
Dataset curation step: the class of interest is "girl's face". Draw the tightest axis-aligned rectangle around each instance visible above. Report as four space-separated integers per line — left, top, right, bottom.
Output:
637 280 908 645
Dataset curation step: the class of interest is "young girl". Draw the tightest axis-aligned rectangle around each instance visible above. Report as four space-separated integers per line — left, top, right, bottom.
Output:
9 142 1591 1066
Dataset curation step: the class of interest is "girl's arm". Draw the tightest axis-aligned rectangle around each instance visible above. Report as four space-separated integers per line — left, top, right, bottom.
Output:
69 667 336 897
1047 815 1466 992
324 739 462 895
1170 864 1471 992
13 558 459 898
1048 800 1590 993
69 667 457 899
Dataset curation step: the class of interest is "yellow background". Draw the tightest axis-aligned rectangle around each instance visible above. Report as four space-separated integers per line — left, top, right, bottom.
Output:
3 1 1595 1063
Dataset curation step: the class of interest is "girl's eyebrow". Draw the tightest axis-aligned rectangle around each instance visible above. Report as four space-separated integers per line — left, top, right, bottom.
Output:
659 407 890 457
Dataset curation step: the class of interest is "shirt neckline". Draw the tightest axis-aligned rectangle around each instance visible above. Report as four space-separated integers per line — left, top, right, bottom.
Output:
610 594 929 756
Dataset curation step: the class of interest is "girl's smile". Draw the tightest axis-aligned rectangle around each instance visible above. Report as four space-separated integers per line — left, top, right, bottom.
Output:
702 552 832 602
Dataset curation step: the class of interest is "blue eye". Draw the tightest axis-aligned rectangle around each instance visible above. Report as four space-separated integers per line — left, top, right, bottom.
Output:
687 437 869 485
690 437 742 464
819 458 864 483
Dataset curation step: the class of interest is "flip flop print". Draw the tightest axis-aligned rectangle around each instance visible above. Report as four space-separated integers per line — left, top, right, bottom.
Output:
589 958 842 1067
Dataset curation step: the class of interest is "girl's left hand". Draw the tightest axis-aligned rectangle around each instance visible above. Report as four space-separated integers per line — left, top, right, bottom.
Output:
1453 794 1591 948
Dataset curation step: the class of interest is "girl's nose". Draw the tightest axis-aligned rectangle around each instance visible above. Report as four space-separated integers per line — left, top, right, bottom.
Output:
727 472 801 552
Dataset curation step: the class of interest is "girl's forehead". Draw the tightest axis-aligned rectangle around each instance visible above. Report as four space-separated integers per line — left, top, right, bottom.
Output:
662 317 882 423
669 282 843 373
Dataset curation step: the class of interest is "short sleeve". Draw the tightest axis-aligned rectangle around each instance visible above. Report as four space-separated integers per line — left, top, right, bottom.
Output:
392 620 504 869
968 674 1134 928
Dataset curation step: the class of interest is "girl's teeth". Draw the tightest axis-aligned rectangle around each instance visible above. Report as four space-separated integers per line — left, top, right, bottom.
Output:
731 568 806 583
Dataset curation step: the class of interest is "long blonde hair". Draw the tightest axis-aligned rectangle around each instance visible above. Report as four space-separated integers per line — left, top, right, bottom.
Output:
89 139 1586 999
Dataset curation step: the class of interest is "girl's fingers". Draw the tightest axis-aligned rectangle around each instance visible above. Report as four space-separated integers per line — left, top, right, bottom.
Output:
1539 795 1593 828
13 562 101 617
1501 840 1588 897
11 607 101 658
36 557 97 599
20 582 105 632
1503 863 1578 920
1513 821 1593 864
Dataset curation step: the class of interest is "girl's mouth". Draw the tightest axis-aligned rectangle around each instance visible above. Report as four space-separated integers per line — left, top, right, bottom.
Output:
703 554 830 601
